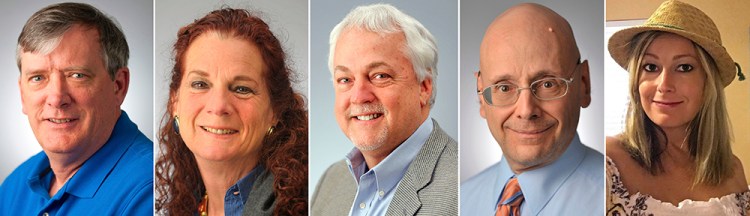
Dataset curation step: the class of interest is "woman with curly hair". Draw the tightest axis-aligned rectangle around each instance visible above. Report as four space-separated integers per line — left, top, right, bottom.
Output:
155 8 307 215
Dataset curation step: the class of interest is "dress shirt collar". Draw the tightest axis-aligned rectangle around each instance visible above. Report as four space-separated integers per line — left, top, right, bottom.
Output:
497 134 585 216
345 117 433 196
225 164 264 215
26 111 139 199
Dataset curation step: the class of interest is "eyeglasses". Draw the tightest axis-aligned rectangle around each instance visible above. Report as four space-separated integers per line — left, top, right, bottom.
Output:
478 63 579 107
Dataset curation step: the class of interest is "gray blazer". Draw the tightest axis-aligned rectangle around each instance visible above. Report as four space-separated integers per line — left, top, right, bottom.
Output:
311 120 457 216
242 169 275 216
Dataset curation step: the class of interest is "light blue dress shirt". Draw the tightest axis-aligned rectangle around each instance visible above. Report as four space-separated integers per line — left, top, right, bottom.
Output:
461 134 604 215
0 111 153 216
346 118 433 216
222 165 263 216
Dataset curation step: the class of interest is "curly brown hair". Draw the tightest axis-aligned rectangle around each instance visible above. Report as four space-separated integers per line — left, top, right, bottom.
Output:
155 8 308 215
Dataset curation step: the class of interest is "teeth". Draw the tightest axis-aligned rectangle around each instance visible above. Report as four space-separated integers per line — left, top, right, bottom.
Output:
356 114 381 121
49 119 72 123
202 126 237 135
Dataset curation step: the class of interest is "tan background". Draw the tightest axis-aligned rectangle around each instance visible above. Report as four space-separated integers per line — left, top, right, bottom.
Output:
607 0 750 182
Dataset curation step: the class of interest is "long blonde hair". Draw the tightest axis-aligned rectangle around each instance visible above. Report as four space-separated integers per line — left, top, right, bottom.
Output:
621 31 734 186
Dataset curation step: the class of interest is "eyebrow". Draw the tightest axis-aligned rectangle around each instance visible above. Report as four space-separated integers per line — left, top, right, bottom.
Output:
334 65 350 74
334 61 392 74
233 74 258 83
22 66 92 76
187 70 258 83
61 66 92 73
487 70 558 84
365 62 390 71
187 70 210 77
644 53 697 61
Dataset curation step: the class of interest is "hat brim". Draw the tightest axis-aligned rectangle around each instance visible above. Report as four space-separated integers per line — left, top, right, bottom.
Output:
608 25 736 87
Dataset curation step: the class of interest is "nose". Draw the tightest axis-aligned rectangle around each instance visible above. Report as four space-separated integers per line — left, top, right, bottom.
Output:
350 79 376 104
656 69 675 93
205 88 233 116
45 74 72 109
514 88 541 120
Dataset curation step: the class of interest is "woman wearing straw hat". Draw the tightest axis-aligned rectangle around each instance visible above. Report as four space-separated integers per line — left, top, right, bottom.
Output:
606 0 749 215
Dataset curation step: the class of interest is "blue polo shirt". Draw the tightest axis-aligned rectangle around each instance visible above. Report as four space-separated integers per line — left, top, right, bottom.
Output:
0 111 153 215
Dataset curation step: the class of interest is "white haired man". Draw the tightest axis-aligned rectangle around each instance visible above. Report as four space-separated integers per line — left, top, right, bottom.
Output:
311 3 457 215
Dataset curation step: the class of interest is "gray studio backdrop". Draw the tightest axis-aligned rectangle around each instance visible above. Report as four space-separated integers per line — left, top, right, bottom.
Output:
310 0 458 199
460 0 605 181
0 0 153 181
154 0 308 171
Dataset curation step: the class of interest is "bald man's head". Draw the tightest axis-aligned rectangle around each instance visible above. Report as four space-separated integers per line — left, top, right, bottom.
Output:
480 3 580 71
476 3 591 173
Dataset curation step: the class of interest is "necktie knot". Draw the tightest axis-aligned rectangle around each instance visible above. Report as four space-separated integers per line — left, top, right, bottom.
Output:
496 177 524 216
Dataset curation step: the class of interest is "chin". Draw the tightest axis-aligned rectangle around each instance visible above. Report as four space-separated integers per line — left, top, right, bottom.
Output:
193 147 238 162
353 142 385 152
39 137 82 153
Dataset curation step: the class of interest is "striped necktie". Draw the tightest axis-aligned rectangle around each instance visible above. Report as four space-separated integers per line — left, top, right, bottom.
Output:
496 177 524 216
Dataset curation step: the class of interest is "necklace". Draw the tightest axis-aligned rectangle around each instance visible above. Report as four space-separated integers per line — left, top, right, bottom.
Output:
198 193 208 216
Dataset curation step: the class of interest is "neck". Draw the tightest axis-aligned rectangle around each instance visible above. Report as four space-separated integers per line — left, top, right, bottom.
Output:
660 125 692 163
662 125 690 153
45 144 103 196
196 155 258 216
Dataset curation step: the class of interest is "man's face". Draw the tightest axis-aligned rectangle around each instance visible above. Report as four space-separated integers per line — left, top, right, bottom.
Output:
19 24 128 155
477 27 590 172
332 28 432 152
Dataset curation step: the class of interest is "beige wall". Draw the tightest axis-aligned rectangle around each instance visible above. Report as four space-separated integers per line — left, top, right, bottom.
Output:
607 0 750 182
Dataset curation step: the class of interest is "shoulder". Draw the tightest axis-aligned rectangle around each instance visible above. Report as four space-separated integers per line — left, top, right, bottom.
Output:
605 136 632 168
727 155 748 192
0 151 46 194
606 136 625 157
115 137 154 181
428 121 457 147
575 144 605 182
311 160 356 215
461 161 503 191
460 162 504 215
313 160 354 196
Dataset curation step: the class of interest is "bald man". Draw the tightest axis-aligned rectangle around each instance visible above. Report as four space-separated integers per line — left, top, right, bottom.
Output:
461 3 603 215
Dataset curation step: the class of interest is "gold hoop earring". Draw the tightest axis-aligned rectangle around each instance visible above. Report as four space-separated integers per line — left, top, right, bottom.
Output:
266 126 275 136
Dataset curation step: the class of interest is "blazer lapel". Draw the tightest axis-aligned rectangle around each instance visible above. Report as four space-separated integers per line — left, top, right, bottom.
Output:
386 120 449 216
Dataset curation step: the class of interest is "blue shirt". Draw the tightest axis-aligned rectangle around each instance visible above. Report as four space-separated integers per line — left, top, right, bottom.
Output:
346 118 432 216
222 165 263 216
0 111 153 215
461 134 603 215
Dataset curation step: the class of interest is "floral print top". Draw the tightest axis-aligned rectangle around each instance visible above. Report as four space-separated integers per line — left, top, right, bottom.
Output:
607 157 750 216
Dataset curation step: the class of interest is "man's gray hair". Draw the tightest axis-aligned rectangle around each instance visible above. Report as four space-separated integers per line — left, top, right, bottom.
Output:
16 2 129 79
329 3 439 106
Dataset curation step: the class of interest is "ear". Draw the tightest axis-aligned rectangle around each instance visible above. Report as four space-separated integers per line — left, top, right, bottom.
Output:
113 67 130 106
19 78 27 115
169 90 179 117
419 72 433 107
578 60 591 108
476 71 487 119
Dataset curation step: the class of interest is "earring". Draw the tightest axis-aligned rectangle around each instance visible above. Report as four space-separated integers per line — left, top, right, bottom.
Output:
266 126 275 136
173 116 180 135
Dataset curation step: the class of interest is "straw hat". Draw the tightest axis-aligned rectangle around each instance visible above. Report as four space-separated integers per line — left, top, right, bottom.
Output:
608 0 741 87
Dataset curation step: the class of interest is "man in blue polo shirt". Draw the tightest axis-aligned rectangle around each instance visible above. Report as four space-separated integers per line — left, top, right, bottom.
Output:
0 2 152 215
